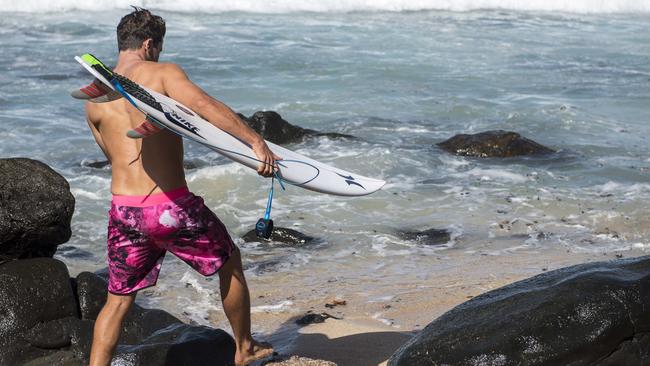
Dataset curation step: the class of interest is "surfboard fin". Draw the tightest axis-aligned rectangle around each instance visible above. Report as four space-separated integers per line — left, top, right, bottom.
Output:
127 116 164 139
70 79 122 103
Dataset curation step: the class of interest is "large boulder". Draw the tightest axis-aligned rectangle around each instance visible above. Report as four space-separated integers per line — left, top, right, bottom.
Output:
0 258 78 365
389 256 650 366
74 271 182 345
437 130 555 158
112 323 236 366
1 264 237 365
240 111 354 144
0 158 75 259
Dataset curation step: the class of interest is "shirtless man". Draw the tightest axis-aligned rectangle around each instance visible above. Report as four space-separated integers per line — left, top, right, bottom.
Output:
84 8 275 366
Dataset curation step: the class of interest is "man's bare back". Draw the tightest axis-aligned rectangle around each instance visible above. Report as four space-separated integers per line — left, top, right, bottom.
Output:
86 61 186 196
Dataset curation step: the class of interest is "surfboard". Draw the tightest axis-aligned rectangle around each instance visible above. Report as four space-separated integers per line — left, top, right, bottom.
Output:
72 53 385 196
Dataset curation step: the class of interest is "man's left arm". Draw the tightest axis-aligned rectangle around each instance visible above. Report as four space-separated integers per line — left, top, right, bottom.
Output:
161 63 279 177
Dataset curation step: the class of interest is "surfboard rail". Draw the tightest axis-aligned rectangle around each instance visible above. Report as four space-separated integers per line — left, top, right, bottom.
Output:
72 53 386 196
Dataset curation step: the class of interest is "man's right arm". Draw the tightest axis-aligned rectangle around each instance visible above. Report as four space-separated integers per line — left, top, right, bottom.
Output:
85 104 110 161
160 63 278 177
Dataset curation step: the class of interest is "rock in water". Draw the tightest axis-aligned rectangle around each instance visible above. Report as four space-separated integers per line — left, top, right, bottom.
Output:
243 111 313 144
389 256 650 366
239 111 355 144
397 228 451 246
241 227 315 246
0 158 75 259
437 130 555 157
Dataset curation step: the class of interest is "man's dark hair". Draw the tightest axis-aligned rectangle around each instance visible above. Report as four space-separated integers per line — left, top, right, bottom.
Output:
117 7 166 51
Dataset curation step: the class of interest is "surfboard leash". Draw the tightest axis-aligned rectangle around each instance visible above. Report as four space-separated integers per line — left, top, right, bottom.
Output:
256 174 286 239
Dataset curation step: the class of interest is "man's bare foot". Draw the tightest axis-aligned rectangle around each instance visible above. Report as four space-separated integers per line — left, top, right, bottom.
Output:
235 340 274 366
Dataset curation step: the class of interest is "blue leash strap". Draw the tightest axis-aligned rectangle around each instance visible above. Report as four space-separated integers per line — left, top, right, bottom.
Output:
263 177 274 220
263 173 286 221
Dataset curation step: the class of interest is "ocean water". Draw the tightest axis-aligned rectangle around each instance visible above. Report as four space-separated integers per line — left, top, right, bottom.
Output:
2 0 650 336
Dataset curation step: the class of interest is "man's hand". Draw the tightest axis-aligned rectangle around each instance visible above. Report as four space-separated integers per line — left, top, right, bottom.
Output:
162 63 281 176
251 139 281 177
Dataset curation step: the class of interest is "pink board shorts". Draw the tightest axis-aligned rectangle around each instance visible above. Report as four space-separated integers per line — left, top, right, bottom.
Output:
106 186 235 295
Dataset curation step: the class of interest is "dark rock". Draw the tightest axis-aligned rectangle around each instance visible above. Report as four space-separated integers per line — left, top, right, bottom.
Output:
242 111 314 144
81 159 110 169
243 259 283 275
312 131 356 140
295 313 340 326
69 319 95 362
182 159 208 170
74 271 181 343
22 350 82 366
56 245 94 260
0 258 78 365
389 256 650 366
0 158 75 259
240 111 354 144
23 317 81 349
241 227 315 246
113 323 236 366
437 130 555 158
75 271 111 321
397 228 451 245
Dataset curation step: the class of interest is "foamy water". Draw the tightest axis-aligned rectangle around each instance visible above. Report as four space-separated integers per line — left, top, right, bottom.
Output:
1 6 649 336
1 0 650 13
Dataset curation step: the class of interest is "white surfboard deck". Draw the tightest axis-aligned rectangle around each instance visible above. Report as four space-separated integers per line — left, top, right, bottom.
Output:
74 55 385 196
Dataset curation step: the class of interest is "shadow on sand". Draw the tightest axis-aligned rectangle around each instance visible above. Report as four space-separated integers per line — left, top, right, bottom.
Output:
262 318 414 366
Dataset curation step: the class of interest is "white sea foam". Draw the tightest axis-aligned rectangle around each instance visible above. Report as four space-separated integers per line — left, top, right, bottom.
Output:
177 271 222 324
593 181 650 198
186 163 247 182
371 312 397 327
70 188 105 201
251 300 294 313
1 0 648 14
451 168 529 183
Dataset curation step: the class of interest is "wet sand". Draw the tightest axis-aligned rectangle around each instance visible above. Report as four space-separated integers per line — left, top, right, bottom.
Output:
205 248 646 365
61 235 649 366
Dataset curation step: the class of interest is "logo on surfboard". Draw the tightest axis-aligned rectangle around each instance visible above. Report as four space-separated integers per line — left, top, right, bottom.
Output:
336 173 365 189
175 104 195 116
161 103 203 138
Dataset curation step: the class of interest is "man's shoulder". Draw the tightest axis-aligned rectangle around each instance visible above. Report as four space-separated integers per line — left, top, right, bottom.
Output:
143 61 183 74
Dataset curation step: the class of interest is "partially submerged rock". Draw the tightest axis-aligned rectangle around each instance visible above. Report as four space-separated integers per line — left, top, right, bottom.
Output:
242 227 315 246
389 255 650 366
397 228 451 246
0 158 75 259
81 159 110 169
437 130 555 158
240 111 354 144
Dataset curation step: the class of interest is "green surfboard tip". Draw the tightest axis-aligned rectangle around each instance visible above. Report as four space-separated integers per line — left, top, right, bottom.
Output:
81 53 113 76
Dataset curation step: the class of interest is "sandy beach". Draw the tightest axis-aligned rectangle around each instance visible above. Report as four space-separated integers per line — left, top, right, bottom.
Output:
248 249 647 365
69 245 645 365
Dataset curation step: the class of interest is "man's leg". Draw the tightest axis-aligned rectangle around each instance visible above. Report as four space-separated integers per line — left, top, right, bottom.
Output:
219 247 273 365
89 292 137 366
